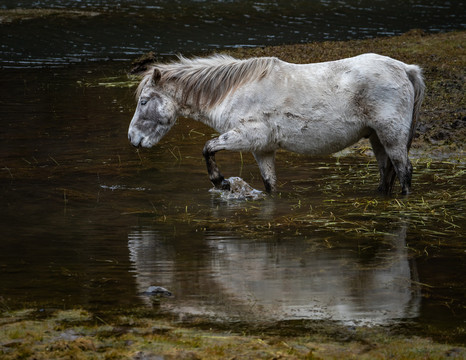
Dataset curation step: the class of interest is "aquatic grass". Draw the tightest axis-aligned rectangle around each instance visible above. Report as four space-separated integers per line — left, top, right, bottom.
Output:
76 75 140 89
127 157 465 258
53 309 92 324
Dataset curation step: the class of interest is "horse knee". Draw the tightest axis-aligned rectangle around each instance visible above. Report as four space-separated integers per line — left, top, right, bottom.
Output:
202 139 217 158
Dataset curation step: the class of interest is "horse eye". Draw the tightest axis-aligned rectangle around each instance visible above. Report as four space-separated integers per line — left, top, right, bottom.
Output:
140 99 148 106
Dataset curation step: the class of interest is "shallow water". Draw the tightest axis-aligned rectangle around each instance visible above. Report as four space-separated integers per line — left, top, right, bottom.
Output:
0 64 465 342
1 0 465 67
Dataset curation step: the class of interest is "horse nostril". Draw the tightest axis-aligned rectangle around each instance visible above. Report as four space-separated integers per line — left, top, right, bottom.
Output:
131 139 141 148
128 132 141 148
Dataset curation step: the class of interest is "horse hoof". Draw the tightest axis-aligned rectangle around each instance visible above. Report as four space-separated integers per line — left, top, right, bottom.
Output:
220 179 230 191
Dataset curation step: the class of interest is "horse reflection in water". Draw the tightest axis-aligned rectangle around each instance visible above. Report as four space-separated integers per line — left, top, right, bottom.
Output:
128 230 175 305
128 221 420 325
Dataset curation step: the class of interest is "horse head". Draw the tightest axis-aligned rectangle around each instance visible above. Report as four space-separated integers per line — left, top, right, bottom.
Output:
128 68 177 148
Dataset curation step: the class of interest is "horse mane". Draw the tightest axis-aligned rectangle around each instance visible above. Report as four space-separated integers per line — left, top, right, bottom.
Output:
136 54 278 109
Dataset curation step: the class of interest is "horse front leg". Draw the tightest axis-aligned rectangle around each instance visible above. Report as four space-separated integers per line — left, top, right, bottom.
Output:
203 126 273 191
253 151 277 193
202 142 230 190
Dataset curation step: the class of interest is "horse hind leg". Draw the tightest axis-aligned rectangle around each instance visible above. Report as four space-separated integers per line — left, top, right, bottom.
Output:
392 155 413 195
369 132 396 194
370 130 413 195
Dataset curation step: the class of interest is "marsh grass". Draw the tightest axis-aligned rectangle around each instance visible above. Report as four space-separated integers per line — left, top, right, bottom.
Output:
137 157 464 246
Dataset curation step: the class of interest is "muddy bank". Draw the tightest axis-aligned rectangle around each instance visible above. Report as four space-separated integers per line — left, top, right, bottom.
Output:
132 30 465 156
0 9 100 24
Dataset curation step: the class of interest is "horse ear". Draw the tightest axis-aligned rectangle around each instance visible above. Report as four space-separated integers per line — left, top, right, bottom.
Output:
152 68 161 85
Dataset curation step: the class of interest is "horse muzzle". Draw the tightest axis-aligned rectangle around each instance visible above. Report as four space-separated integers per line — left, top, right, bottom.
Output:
128 130 157 148
128 130 142 147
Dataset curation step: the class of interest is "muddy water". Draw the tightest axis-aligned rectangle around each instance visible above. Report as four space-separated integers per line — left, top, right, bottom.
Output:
0 64 464 341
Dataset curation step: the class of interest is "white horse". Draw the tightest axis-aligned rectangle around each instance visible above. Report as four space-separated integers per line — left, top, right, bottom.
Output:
128 53 425 194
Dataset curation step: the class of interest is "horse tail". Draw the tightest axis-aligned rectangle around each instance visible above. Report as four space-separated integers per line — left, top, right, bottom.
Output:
405 64 426 150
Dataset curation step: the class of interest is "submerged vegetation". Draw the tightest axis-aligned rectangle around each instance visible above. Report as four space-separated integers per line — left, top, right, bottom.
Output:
131 157 464 299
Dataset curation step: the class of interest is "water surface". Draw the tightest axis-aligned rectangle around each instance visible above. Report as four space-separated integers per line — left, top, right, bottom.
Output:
1 0 465 67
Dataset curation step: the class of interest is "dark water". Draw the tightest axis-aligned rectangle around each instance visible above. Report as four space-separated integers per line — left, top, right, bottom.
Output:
1 0 465 67
0 0 465 343
0 65 465 341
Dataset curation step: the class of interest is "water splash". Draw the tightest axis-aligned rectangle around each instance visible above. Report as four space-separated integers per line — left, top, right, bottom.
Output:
209 177 265 201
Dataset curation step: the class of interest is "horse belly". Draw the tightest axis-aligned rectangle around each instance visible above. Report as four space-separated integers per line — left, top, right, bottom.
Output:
277 118 368 155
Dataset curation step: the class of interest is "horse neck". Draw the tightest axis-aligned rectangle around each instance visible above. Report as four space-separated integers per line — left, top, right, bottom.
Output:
180 105 212 124
163 82 215 127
